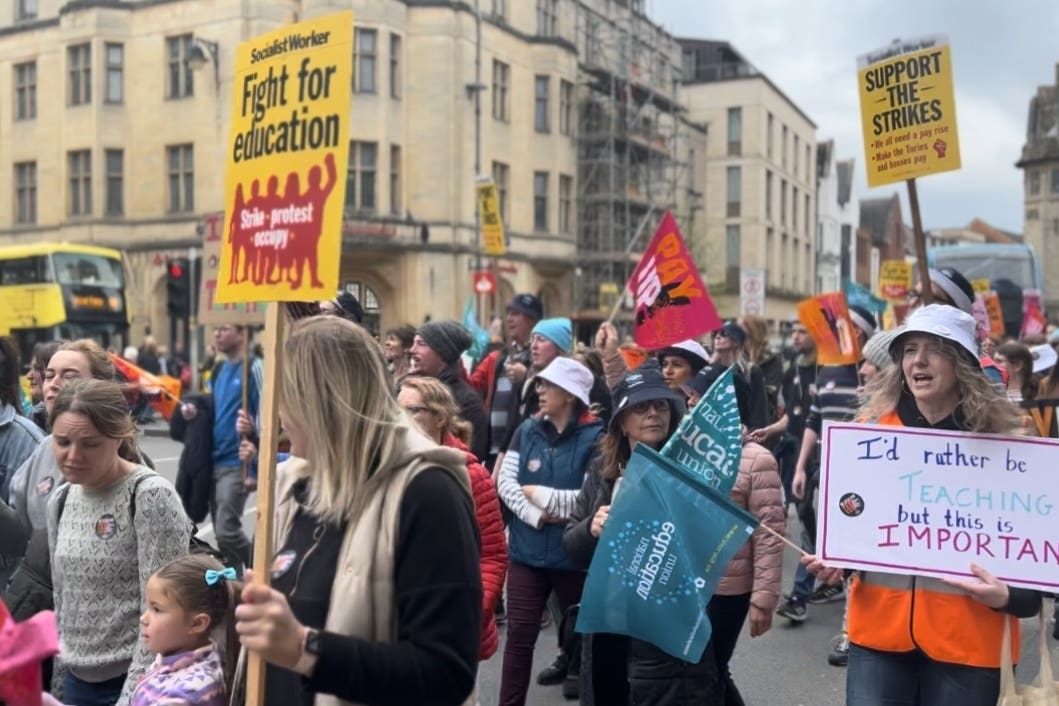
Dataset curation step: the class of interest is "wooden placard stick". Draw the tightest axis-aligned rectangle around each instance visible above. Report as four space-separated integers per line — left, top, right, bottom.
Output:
244 304 285 704
906 178 933 307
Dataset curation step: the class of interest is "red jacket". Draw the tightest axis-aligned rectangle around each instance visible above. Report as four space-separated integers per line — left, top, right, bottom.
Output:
443 432 508 660
469 349 502 410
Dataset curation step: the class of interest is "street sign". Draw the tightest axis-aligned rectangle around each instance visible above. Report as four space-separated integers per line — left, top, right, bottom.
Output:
472 270 496 295
740 268 765 317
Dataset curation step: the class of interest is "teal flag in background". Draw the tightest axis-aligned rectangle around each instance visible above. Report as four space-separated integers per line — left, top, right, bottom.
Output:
575 445 758 661
843 279 887 313
660 367 743 496
462 296 491 364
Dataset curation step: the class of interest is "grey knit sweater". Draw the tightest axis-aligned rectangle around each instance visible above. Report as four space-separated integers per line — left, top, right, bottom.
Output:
47 466 191 706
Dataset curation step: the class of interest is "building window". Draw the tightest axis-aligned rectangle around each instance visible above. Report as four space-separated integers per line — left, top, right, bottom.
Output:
166 35 193 99
559 79 574 136
166 144 194 213
805 194 811 242
767 112 774 160
727 107 742 157
389 33 401 99
725 225 740 290
793 135 800 175
765 170 773 220
68 43 91 106
726 166 741 217
1052 168 1059 194
17 0 37 20
14 162 36 224
781 234 790 288
766 227 774 271
105 149 123 216
559 174 573 234
345 141 377 212
390 144 401 216
534 75 550 133
1030 170 1041 195
14 61 36 120
492 161 509 223
492 60 509 122
780 178 787 225
354 28 377 94
105 43 123 103
536 0 557 37
534 171 549 231
781 125 788 169
67 150 92 217
491 0 507 21
792 186 799 233
806 144 812 181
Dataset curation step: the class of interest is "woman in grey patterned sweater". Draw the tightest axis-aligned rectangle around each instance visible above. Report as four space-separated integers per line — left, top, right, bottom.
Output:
47 379 190 706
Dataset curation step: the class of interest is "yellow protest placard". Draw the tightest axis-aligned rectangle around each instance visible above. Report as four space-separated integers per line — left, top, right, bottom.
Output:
198 212 267 325
477 177 506 257
857 35 960 188
216 11 353 304
878 260 912 301
971 278 990 294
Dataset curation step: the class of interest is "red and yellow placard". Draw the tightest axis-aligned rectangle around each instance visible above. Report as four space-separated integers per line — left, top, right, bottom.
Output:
628 213 721 349
878 260 912 301
857 35 960 188
216 11 353 304
797 292 862 366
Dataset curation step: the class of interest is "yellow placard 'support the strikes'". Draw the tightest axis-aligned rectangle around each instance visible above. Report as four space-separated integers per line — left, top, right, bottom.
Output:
217 11 353 304
857 34 960 188
477 178 506 257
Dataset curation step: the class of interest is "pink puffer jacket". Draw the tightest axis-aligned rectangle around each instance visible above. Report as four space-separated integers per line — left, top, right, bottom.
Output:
715 441 785 611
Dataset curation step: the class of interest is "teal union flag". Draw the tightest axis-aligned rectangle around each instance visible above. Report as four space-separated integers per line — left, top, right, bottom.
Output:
576 445 758 662
661 367 743 496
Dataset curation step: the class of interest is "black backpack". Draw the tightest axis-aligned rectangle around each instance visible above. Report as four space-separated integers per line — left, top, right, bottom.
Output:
56 472 225 564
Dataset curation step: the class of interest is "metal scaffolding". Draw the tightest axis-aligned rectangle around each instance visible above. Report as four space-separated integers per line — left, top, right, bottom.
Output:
572 1 697 332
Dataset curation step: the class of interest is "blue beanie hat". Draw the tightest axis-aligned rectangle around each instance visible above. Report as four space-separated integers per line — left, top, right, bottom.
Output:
531 317 573 354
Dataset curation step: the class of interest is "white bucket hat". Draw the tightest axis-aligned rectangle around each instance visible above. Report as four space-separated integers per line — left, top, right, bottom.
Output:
1031 344 1058 374
536 357 594 405
890 304 979 361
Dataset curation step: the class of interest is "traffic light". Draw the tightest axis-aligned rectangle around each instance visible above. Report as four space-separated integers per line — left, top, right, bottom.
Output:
166 257 191 318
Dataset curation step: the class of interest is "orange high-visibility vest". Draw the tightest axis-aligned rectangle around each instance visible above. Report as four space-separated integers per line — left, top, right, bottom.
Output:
847 410 1020 669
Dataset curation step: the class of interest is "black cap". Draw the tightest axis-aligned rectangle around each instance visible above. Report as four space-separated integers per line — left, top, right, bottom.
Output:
507 293 543 322
610 367 686 431
716 322 747 346
334 291 364 323
847 305 877 338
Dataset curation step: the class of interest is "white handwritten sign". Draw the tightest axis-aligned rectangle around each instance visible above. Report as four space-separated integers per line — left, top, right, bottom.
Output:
819 421 1059 591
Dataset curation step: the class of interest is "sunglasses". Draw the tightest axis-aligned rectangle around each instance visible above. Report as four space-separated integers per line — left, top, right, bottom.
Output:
626 399 669 415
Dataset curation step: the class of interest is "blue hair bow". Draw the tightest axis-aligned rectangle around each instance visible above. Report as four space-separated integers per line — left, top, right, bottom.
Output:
205 567 237 586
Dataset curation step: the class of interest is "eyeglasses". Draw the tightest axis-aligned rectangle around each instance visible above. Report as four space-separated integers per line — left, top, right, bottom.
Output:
626 399 669 415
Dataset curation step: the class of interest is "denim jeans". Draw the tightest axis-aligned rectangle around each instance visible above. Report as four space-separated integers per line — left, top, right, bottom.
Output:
63 671 125 706
211 465 251 569
846 644 1000 706
791 463 819 602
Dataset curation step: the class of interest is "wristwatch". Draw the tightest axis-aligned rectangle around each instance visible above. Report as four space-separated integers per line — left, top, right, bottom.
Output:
304 628 323 656
294 628 322 676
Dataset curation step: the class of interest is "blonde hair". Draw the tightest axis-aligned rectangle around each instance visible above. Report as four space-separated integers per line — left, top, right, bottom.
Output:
398 376 472 446
740 315 769 364
281 316 411 524
860 337 1023 434
49 378 141 462
57 339 116 381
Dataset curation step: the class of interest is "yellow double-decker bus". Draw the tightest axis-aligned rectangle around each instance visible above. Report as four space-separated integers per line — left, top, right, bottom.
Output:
0 243 130 360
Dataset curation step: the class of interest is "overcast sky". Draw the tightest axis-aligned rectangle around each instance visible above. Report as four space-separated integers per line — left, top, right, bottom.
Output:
649 0 1059 234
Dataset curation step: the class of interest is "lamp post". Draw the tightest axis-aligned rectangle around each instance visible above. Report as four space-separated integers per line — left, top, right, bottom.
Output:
187 38 220 95
186 36 221 389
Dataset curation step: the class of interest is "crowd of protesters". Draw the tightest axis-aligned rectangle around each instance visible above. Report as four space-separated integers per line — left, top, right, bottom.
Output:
0 263 1056 706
